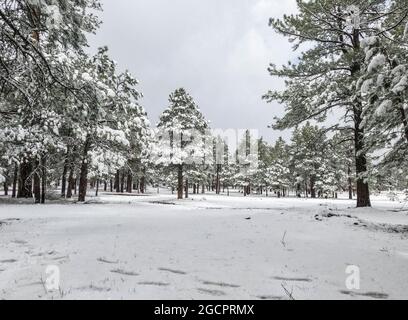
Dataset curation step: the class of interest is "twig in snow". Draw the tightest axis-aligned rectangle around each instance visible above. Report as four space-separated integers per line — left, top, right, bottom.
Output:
281 231 287 248
281 282 295 300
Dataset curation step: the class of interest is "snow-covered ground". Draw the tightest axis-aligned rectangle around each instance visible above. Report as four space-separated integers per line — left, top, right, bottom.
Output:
1 191 408 300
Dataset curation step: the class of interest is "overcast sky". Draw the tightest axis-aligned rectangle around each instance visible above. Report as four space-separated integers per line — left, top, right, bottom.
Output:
88 0 298 143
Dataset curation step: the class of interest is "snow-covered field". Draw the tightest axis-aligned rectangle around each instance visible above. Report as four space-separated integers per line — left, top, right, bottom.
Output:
1 192 408 300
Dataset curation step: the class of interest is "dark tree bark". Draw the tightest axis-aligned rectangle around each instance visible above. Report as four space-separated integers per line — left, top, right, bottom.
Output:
61 149 70 197
310 176 316 199
140 176 145 194
78 136 91 202
351 30 371 208
127 171 133 193
12 164 18 198
348 165 353 200
399 105 408 144
120 170 125 193
41 156 46 204
114 170 120 193
18 160 33 198
215 164 221 195
66 165 74 199
95 180 99 197
354 107 371 208
33 160 41 203
3 172 9 196
185 178 189 199
177 164 183 200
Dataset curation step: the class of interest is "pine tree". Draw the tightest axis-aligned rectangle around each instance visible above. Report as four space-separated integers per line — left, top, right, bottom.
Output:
153 88 210 199
263 0 408 207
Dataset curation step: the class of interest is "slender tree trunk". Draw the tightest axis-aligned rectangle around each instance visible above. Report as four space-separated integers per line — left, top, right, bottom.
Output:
215 164 221 195
33 160 41 203
61 149 70 197
104 180 107 192
120 170 125 193
348 165 353 200
140 176 145 194
41 156 46 204
110 179 113 192
78 136 91 202
12 164 18 198
66 165 74 199
95 180 99 197
185 178 189 199
310 176 316 198
399 105 408 144
127 171 133 193
3 172 9 196
177 164 183 200
114 170 120 192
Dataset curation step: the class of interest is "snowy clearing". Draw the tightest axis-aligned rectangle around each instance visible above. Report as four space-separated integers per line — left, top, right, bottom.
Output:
1 193 408 300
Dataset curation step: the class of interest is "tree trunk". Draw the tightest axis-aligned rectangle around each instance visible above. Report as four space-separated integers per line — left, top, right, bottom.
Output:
114 170 120 192
66 165 74 199
177 164 183 200
61 149 70 197
348 165 353 200
120 170 125 193
310 176 316 198
41 156 46 204
78 137 91 202
350 29 371 208
354 108 371 207
185 178 189 199
398 104 408 144
215 164 221 195
12 164 18 198
127 171 133 193
140 176 145 194
33 161 41 203
3 172 9 196
18 160 33 198
95 180 99 197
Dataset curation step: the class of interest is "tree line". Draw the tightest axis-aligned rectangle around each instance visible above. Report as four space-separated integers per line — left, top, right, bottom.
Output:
1 0 407 206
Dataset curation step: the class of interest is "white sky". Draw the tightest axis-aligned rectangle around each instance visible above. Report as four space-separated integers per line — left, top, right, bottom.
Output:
89 0 299 143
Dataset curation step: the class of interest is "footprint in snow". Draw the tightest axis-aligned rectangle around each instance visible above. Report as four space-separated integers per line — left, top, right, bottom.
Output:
110 269 139 277
11 240 28 245
97 257 119 264
201 280 240 288
138 281 170 287
158 267 187 275
197 288 226 297
272 276 312 283
340 290 389 300
257 295 287 300
0 259 18 264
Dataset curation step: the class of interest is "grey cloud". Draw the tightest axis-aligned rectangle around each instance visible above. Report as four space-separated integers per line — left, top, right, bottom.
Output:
88 0 298 143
